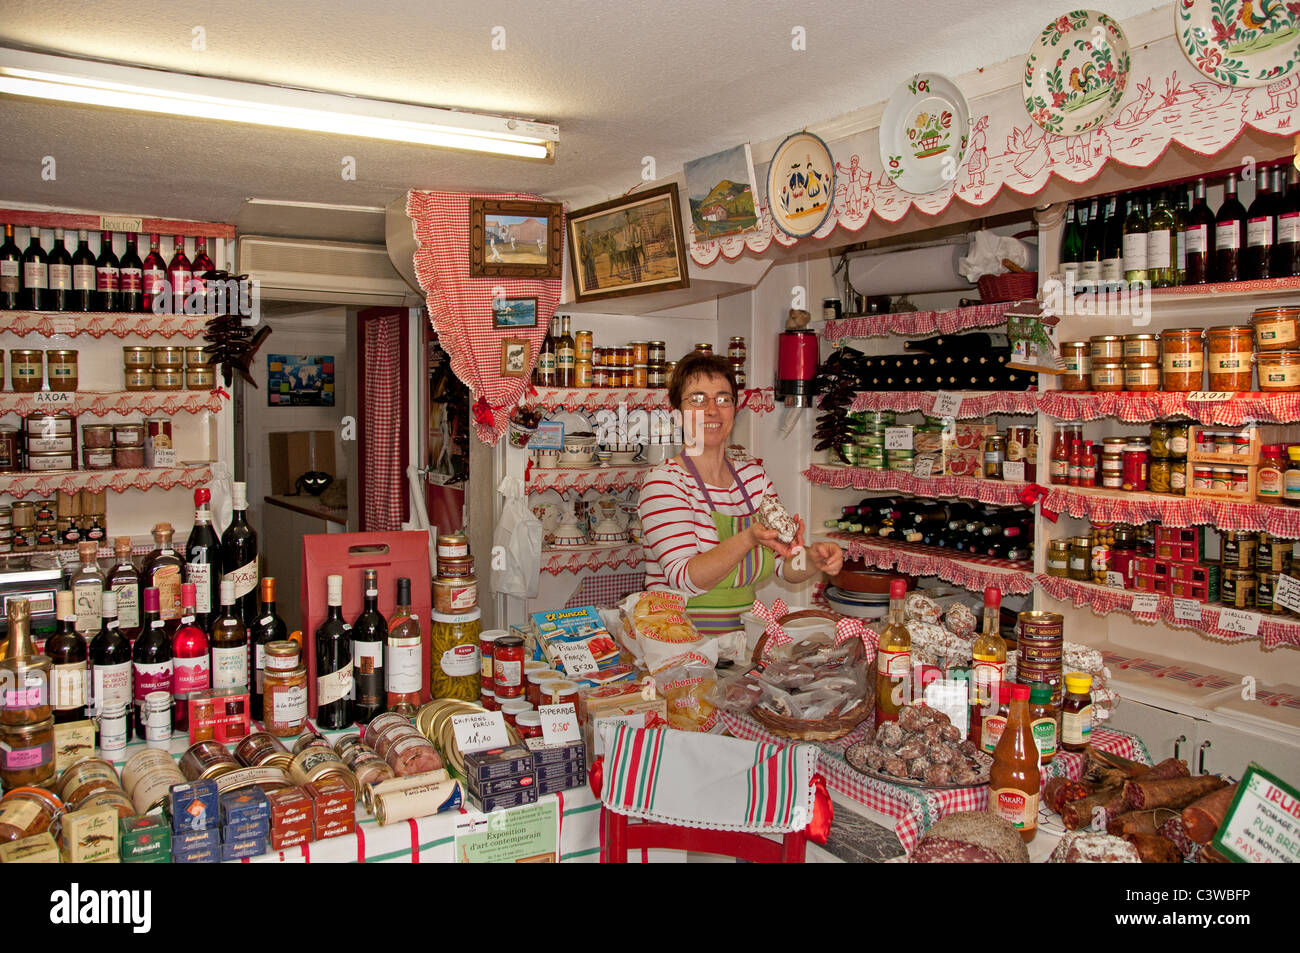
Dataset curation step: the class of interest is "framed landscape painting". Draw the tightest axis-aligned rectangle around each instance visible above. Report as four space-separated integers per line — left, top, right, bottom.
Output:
566 184 690 303
469 198 563 279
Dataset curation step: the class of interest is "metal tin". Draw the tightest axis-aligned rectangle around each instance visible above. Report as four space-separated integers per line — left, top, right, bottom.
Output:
180 740 241 781
362 713 411 749
1018 610 1064 642
24 411 74 436
291 732 331 755
122 748 187 815
235 732 291 768
438 555 474 578
26 451 75 472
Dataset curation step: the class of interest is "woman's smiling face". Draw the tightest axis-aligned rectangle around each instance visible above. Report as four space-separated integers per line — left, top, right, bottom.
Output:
680 372 736 455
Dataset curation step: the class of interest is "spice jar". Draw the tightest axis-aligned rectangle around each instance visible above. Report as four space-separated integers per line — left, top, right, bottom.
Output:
1122 440 1149 492
1256 350 1300 393
1160 328 1205 391
1252 306 1299 351
1089 335 1123 362
263 640 307 737
1122 334 1160 362
430 608 481 701
9 350 43 392
492 634 525 700
1123 362 1160 392
1060 342 1091 391
1060 673 1094 753
1221 569 1256 610
1069 536 1091 581
0 787 63 843
1090 361 1124 392
0 717 54 791
1047 539 1071 577
1206 325 1254 391
45 350 78 392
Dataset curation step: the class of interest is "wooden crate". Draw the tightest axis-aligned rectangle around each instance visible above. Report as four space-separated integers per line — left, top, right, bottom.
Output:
1188 425 1261 466
1185 464 1258 504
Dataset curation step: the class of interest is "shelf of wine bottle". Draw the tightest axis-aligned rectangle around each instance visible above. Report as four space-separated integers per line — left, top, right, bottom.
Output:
826 531 1035 595
1042 485 1300 536
819 300 1025 342
1038 390 1300 426
0 310 208 339
0 390 223 417
804 463 1031 507
0 464 214 499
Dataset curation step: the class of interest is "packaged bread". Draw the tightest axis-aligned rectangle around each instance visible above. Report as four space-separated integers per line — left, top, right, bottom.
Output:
655 661 720 733
619 591 718 674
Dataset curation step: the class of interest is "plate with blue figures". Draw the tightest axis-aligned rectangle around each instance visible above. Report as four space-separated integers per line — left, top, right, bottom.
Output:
879 73 971 195
766 131 837 238
1023 10 1131 137
1177 0 1299 87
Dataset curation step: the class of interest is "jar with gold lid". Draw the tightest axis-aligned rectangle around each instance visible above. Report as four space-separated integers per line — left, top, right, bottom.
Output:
1091 361 1124 392
263 640 308 737
123 346 153 369
1089 335 1123 362
1047 539 1071 577
124 367 154 391
152 346 185 368
1069 536 1091 581
45 350 78 392
1123 362 1160 392
185 364 216 390
154 366 184 391
9 350 43 392
0 717 54 791
1206 326 1254 391
1121 334 1160 362
1252 306 1299 351
1060 342 1091 391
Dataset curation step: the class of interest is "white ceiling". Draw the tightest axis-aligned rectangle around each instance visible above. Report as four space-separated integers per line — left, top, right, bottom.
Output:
0 0 1166 241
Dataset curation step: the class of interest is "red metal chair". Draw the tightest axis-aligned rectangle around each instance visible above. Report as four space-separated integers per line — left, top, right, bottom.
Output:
600 808 808 863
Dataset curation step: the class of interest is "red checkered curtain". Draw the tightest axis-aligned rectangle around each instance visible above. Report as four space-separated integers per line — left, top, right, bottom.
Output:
404 191 564 445
363 311 405 531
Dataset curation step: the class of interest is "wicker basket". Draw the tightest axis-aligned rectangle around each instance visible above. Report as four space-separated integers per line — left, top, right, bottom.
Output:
748 609 876 742
978 271 1038 303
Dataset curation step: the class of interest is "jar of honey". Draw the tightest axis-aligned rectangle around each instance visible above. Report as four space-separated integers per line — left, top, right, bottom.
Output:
1206 326 1254 391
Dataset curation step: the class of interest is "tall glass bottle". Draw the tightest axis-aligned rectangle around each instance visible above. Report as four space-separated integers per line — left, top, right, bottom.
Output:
1214 173 1247 282
1273 165 1299 278
351 569 387 724
1101 194 1125 289
141 233 167 313
20 225 48 311
209 580 248 692
47 590 88 725
221 481 259 629
89 590 132 743
315 574 353 729
1122 190 1149 283
248 577 287 721
874 579 911 724
556 315 576 387
69 540 105 636
1183 179 1215 285
970 586 1007 741
0 224 20 310
93 229 119 313
118 233 143 312
386 577 422 716
171 583 210 731
140 522 183 627
991 683 1041 843
1172 184 1189 285
184 487 222 631
0 600 52 726
46 228 73 312
535 316 557 386
191 236 215 303
1059 202 1083 285
1146 189 1177 288
1243 167 1276 280
165 235 192 313
71 230 96 312
132 588 173 738
1080 197 1104 287
107 536 141 641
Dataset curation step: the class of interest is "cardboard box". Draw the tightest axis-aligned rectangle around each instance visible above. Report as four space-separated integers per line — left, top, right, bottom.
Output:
0 832 59 863
171 826 220 854
463 745 533 784
53 720 95 775
306 779 355 825
268 786 313 827
314 818 355 841
940 423 994 479
220 788 270 826
172 845 220 863
468 772 537 798
120 815 171 863
188 689 251 745
529 606 621 670
465 786 538 814
270 824 313 850
61 808 119 864
534 760 585 783
269 430 337 496
525 737 587 768
169 779 220 832
537 768 587 797
222 819 270 844
578 681 665 726
220 836 267 861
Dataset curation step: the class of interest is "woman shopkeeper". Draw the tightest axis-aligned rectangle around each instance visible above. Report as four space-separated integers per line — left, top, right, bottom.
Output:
637 353 844 635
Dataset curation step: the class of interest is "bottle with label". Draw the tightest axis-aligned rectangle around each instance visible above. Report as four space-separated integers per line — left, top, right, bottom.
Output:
0 223 21 310
1081 197 1104 286
1182 179 1215 285
1243 166 1277 280
980 681 1012 754
132 588 173 739
386 577 422 716
874 579 911 723
1060 202 1083 284
191 236 214 300
71 230 96 312
69 540 105 636
971 587 1006 721
107 536 141 640
171 583 210 732
47 590 88 725
1101 194 1124 288
118 233 143 312
1028 682 1058 766
1146 189 1177 288
221 481 259 629
556 315 576 387
1214 173 1247 282
248 577 287 721
93 229 119 313
351 568 387 724
1173 184 1189 284
184 487 222 631
1122 189 1149 283
1275 165 1299 278
20 225 47 311
165 235 192 312
1285 447 1300 506
1060 672 1094 752
88 590 132 744
1258 444 1286 502
141 233 166 313
209 580 248 692
47 228 73 311
990 683 1040 842
1049 423 1069 485
535 316 557 385
315 574 353 730
140 522 183 626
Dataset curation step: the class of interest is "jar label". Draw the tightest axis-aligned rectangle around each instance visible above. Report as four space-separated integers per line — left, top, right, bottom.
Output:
52 663 87 711
1162 353 1203 373
317 663 354 707
272 684 308 724
992 787 1039 832
387 639 422 693
211 645 247 690
4 669 47 710
441 644 480 677
494 658 522 689
1257 321 1296 346
174 655 211 694
980 715 1008 754
92 660 132 713
0 738 53 770
0 798 42 831
1211 355 1247 371
1031 717 1058 759
1062 706 1093 745
877 646 910 678
1262 364 1300 387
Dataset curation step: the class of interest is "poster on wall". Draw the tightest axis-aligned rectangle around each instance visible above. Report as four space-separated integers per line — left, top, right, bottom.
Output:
269 354 335 407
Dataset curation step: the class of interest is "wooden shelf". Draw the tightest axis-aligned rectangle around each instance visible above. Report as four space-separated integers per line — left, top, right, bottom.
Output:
0 390 224 417
805 463 1030 507
0 465 214 498
1 310 208 339
1038 390 1300 426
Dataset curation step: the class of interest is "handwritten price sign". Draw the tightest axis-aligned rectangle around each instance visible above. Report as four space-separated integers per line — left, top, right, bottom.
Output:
1001 460 1025 482
554 643 598 678
884 427 913 451
1173 598 1202 622
1217 608 1261 636
1273 573 1300 614
932 392 962 417
34 391 72 405
913 458 935 479
451 711 510 754
539 703 581 745
1130 593 1159 615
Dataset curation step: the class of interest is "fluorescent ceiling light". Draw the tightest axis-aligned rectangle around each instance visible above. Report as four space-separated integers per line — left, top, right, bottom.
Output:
0 47 558 160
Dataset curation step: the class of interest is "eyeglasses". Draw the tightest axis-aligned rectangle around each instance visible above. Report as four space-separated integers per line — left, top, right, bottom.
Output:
683 393 736 408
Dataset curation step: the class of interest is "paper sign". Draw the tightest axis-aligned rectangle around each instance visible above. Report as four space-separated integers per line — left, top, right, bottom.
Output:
34 390 72 405
554 643 598 678
1002 460 1025 482
1187 392 1234 402
531 421 564 451
51 318 76 335
1213 764 1300 864
1217 608 1261 636
884 427 913 450
1105 571 1126 589
1274 573 1300 614
914 458 935 479
451 711 510 754
455 801 558 864
101 216 143 232
932 392 962 417
1130 593 1159 615
539 703 581 745
1173 598 1202 622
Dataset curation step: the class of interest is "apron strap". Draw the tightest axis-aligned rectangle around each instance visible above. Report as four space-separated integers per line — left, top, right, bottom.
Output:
679 455 757 516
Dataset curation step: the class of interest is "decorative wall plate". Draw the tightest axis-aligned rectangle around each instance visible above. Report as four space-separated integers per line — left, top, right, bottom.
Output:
765 131 837 238
1023 10 1131 136
879 73 971 195
1177 0 1299 87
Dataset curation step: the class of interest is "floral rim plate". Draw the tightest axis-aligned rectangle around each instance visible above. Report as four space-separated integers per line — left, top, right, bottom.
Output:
1177 0 1299 87
765 131 837 238
844 741 992 790
879 73 970 195
1023 10 1131 136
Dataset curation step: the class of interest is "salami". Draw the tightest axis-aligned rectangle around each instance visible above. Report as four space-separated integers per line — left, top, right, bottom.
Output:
1122 775 1227 812
1061 786 1124 831
1044 777 1093 815
1124 832 1182 863
1107 810 1164 837
1142 757 1191 781
1157 815 1199 858
1181 783 1240 845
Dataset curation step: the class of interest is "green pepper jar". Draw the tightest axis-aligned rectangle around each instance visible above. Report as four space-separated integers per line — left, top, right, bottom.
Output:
1149 423 1171 460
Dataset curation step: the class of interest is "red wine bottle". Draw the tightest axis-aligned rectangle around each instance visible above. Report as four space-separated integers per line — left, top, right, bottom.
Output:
1214 173 1246 283
47 228 73 312
132 587 173 738
1182 179 1215 285
0 224 21 310
221 481 260 628
171 583 210 732
89 590 133 744
184 487 223 631
48 590 88 725
315 574 353 730
1276 165 1300 278
351 568 387 724
21 225 48 311
166 234 192 313
118 234 143 312
1243 166 1276 280
71 230 96 312
93 230 119 313
141 233 166 313
191 236 214 303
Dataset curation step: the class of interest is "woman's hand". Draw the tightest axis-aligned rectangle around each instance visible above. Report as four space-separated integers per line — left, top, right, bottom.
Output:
749 522 800 560
806 541 844 577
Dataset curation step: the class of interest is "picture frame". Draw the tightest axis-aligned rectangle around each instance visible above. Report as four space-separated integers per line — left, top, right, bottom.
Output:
492 296 539 329
566 183 690 303
469 198 563 279
500 338 530 378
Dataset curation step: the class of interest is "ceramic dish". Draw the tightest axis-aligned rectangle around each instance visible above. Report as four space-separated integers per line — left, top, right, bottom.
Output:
765 131 837 238
1023 10 1130 136
844 741 992 790
1177 0 1298 87
590 531 629 545
879 73 970 195
607 451 642 465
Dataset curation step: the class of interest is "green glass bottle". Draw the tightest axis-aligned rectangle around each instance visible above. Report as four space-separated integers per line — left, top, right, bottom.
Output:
1122 190 1149 283
1146 189 1177 288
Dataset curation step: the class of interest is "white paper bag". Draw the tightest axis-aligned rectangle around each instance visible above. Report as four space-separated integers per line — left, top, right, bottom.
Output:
491 476 541 598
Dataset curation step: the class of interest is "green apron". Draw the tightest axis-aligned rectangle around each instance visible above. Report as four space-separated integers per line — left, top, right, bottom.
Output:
680 455 775 636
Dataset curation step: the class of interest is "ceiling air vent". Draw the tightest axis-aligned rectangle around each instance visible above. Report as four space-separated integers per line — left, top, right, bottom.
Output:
237 235 424 306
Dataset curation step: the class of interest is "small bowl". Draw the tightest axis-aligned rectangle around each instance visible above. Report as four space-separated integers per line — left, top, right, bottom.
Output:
533 448 559 469
595 451 612 466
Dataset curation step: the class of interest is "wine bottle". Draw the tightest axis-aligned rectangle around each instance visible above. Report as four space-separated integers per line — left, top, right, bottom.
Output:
184 487 223 631
1172 184 1188 285
1060 202 1084 285
191 236 214 303
21 225 48 311
248 577 287 721
140 522 184 627
221 481 260 629
1146 189 1177 288
351 568 387 724
69 540 105 636
89 590 133 743
971 587 1007 729
93 230 119 312
48 590 89 725
1122 190 1149 283
1182 179 1215 285
875 579 911 724
141 233 166 313
386 581 422 716
71 230 96 312
1101 195 1124 289
118 234 143 312
315 574 353 730
166 234 192 313
556 315 576 387
107 536 142 641
1243 166 1276 280
1214 173 1246 282
535 316 557 385
1081 197 1104 287
209 579 248 692
47 227 73 311
1273 165 1299 279
132 588 173 738
0 224 21 310
171 583 210 731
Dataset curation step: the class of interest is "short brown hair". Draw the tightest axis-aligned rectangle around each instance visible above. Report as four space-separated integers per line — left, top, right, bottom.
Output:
667 352 738 410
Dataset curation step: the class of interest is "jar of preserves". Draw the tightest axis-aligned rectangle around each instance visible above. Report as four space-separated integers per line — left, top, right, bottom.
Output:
154 367 184 391
432 575 476 615
184 346 212 367
1160 328 1205 391
983 434 1005 479
1089 335 1123 362
693 343 713 357
1047 539 1071 577
1148 458 1171 494
1252 306 1299 351
575 359 593 388
1206 326 1254 391
591 361 610 388
124 367 154 391
179 740 241 782
0 787 63 843
1221 569 1257 609
647 365 666 388
45 350 78 392
1193 466 1214 491
263 640 308 737
0 716 54 790
631 364 649 388
1069 536 1091 581
515 711 543 739
1060 673 1093 752
430 607 481 701
1169 458 1188 495
631 341 649 365
1060 342 1091 391
1123 362 1160 392
1212 467 1232 492
576 330 593 363
1256 350 1300 393
1122 441 1149 492
731 364 746 389
113 446 145 468
122 346 153 369
9 350 43 392
1222 531 1258 569
648 341 667 364
152 346 185 368
493 635 525 699
1122 334 1160 362
1257 534 1292 573
438 555 474 578
1090 361 1124 392
185 365 216 390
235 732 291 768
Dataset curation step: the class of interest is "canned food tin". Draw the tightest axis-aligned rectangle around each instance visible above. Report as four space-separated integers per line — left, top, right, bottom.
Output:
57 758 123 806
363 713 413 749
289 747 351 789
122 748 186 814
26 451 75 472
1018 611 1064 641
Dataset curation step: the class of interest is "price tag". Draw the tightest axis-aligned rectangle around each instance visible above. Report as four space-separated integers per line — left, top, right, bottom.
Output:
1105 571 1126 589
1274 573 1300 614
884 427 913 450
538 703 581 745
1187 392 1234 402
554 643 599 678
932 392 962 417
1173 597 1202 622
451 711 510 754
1130 593 1159 615
913 458 935 479
1002 460 1025 482
1217 608 1261 636
51 318 76 335
34 391 71 405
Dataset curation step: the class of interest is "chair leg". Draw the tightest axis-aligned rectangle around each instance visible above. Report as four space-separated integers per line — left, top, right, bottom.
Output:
601 809 628 863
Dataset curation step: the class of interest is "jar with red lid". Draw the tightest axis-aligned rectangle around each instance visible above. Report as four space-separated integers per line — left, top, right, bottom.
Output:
1122 441 1149 492
493 635 525 699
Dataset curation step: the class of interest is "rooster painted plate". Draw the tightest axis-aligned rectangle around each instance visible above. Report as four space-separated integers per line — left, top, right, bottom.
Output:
1177 0 1299 87
879 73 971 195
766 131 836 238
1023 10 1131 137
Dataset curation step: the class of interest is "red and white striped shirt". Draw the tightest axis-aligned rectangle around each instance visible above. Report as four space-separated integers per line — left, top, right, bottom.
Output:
637 456 782 596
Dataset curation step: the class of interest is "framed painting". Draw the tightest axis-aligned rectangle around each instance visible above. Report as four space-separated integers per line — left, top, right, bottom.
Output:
500 338 530 378
566 183 690 303
492 296 538 329
684 143 760 240
469 198 563 279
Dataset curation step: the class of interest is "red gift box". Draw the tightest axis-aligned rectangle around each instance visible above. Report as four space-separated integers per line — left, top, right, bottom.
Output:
314 818 355 841
268 786 314 828
270 824 314 850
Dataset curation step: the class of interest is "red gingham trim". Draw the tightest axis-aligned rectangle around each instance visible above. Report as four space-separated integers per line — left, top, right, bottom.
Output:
356 823 366 863
363 312 405 532
1043 487 1300 535
833 389 1038 418
531 386 775 416
821 301 1022 341
828 532 1034 595
407 818 420 863
0 390 224 418
805 464 1028 506
1038 390 1300 426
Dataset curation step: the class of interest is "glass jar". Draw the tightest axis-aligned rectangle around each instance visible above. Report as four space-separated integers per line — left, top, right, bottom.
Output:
1047 539 1071 577
1259 445 1286 502
179 739 241 782
124 367 154 391
1122 441 1149 492
1206 325 1254 391
45 350 78 392
1122 334 1160 362
648 341 667 364
1168 423 1190 458
1256 350 1300 393
1148 459 1171 494
1060 673 1093 752
492 634 525 699
263 640 308 737
9 350 43 392
1170 458 1188 495
1060 341 1091 391
983 434 1005 479
1221 569 1256 610
430 607 482 701
1123 362 1160 392
0 717 55 790
1090 525 1113 584
154 366 184 391
631 364 648 388
1090 361 1124 392
1149 423 1172 459
122 346 153 369
1089 335 1123 362
575 359 592 388
629 341 648 365
0 787 63 843
576 331 593 363
185 365 216 390
1252 306 1300 351
1212 467 1232 492
1069 536 1091 581
1160 328 1205 392
81 423 114 450
152 346 185 368
1193 466 1214 491
1256 572 1280 614
1257 533 1292 574
1222 531 1258 570
432 575 476 615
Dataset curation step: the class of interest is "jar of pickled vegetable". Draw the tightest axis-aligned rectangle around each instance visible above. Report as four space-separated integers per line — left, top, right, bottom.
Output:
1069 537 1091 581
1149 423 1171 459
1170 459 1187 495
1047 540 1071 578
430 608 481 701
1148 459 1172 494
1168 423 1190 458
